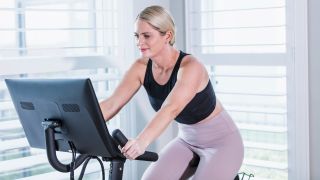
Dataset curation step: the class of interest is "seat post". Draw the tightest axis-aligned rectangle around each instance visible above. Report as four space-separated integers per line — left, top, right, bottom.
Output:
103 157 126 180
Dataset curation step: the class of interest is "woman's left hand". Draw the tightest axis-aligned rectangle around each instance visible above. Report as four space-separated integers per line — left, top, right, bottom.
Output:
121 138 147 160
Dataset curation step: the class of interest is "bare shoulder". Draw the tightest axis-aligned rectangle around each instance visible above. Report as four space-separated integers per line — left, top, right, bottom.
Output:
179 55 206 74
177 54 209 92
127 57 148 73
126 57 149 84
132 57 148 68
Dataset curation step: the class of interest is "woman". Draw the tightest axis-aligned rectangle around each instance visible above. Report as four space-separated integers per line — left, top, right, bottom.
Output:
99 5 244 180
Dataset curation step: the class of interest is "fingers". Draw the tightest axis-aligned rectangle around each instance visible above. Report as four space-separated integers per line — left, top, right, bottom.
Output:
121 140 135 159
121 139 145 160
121 139 133 153
121 140 137 160
126 149 139 160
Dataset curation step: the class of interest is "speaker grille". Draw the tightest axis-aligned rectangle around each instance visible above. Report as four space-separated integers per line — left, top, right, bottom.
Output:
20 101 35 110
62 104 80 112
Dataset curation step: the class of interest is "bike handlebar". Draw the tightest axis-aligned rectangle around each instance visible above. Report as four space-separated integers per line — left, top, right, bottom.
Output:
112 129 158 162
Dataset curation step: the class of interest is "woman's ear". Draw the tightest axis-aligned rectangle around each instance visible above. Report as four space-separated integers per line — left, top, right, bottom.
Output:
165 31 173 44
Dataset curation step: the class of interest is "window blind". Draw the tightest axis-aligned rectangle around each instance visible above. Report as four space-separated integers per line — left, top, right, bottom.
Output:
211 65 287 180
187 0 288 179
0 0 119 58
187 0 285 54
0 0 129 179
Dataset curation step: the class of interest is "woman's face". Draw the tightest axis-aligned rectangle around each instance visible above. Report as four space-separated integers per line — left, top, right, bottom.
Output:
134 20 169 58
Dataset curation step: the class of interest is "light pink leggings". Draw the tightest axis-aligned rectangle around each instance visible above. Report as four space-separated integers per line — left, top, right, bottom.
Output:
142 110 244 180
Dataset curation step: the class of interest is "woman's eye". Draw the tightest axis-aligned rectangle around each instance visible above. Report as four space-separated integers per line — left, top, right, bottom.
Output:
144 35 150 39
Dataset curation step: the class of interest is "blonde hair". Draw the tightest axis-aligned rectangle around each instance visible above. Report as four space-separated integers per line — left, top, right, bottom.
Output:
136 5 176 46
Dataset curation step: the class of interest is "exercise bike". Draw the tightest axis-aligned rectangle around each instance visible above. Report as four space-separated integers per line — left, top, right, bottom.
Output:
44 123 241 180
6 78 245 180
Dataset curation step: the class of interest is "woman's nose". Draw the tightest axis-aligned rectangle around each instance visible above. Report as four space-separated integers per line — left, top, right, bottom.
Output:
136 37 144 46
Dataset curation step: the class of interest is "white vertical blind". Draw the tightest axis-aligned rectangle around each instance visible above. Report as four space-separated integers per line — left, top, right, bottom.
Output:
211 65 287 180
189 0 286 54
0 0 130 179
0 0 119 58
187 0 288 179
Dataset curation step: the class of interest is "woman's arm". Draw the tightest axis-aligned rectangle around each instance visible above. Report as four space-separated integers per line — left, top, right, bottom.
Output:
122 56 208 159
99 59 146 121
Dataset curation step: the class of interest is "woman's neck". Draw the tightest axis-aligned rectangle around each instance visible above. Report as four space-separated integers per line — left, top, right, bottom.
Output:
151 47 180 71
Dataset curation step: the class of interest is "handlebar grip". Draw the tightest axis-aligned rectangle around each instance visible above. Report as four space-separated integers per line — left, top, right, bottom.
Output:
112 129 128 147
112 129 158 162
135 151 159 161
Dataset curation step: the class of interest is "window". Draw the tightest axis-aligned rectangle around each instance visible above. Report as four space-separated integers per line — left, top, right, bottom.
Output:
211 65 287 179
0 0 119 58
186 0 290 179
0 0 132 179
197 0 286 54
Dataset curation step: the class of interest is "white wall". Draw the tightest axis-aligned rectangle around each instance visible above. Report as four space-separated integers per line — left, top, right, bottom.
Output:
170 0 186 51
308 0 320 179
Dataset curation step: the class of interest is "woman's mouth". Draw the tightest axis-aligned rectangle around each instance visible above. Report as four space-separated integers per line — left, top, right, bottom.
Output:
140 48 148 52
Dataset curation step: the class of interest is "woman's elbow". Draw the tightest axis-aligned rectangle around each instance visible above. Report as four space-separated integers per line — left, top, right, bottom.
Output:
161 103 182 119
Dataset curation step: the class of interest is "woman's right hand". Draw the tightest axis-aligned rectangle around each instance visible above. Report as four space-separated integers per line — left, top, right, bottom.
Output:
121 138 147 160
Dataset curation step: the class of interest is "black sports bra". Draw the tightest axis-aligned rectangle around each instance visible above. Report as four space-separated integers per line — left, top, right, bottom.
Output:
143 51 216 124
